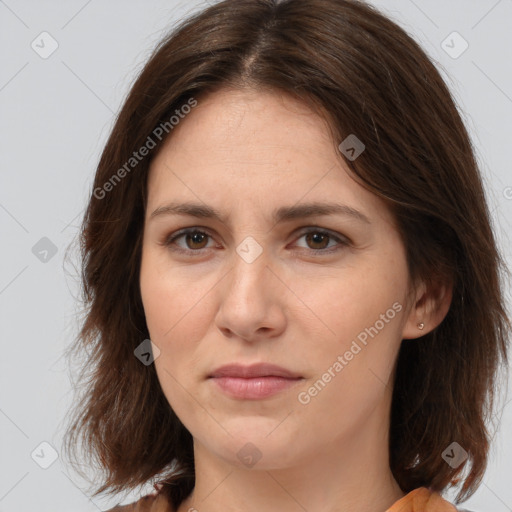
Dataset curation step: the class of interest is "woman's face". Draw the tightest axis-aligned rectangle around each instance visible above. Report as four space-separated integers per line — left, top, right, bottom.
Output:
140 87 419 470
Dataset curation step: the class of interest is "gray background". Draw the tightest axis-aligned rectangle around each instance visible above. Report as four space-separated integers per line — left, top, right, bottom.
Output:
0 1 511 511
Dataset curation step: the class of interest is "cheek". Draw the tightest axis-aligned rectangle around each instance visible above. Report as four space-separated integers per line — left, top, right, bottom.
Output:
139 259 210 413
139 255 223 396
307 263 406 340
293 270 406 438
140 255 212 341
296 254 408 390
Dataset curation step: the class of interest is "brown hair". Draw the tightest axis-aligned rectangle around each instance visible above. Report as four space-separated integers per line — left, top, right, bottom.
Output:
62 0 511 508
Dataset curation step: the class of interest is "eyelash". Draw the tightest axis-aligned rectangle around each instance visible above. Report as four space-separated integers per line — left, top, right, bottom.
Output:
160 227 350 257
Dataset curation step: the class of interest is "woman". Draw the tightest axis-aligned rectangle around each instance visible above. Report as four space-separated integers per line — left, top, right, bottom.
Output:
62 0 510 511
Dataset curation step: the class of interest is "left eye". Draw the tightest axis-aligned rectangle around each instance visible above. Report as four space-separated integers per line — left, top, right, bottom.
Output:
162 228 349 254
294 229 346 251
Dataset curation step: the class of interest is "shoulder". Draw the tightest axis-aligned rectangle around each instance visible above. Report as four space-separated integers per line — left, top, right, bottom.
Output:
105 492 175 512
387 487 478 512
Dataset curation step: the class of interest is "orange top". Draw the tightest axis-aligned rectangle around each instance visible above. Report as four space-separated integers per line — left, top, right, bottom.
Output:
108 486 461 511
385 487 458 512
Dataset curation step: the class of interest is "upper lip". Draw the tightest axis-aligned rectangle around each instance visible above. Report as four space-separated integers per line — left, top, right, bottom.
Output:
209 363 302 379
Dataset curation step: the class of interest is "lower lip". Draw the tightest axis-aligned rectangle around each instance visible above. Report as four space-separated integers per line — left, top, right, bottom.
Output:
210 376 303 399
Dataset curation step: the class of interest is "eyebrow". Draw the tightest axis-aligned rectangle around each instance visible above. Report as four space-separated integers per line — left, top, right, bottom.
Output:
149 201 371 225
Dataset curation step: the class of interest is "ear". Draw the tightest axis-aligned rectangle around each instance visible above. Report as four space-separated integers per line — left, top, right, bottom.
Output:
401 277 453 340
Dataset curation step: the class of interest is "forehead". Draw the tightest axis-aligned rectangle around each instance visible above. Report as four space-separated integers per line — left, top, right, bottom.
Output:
145 88 394 228
153 87 335 167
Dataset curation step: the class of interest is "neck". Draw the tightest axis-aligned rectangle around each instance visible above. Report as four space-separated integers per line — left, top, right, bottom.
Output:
177 392 404 512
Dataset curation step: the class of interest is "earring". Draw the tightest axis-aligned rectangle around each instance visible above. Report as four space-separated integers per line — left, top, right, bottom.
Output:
417 322 425 330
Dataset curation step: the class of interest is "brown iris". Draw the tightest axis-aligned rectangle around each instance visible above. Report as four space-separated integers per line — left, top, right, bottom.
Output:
305 232 330 250
185 232 209 250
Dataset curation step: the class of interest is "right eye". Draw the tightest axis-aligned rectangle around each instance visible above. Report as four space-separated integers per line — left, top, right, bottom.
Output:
162 228 216 254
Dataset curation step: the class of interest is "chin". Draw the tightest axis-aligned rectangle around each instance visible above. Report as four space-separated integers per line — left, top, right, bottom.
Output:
198 420 303 470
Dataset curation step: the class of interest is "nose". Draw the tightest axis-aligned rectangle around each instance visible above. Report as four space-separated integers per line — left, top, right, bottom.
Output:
214 246 287 343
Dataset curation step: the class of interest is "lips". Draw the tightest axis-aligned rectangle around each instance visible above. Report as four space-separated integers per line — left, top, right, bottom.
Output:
208 363 304 400
208 363 302 379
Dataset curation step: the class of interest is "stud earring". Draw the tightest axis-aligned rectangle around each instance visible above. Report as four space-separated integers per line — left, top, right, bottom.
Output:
417 322 425 330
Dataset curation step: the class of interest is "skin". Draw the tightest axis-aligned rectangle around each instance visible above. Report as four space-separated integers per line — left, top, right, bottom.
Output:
139 87 452 512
